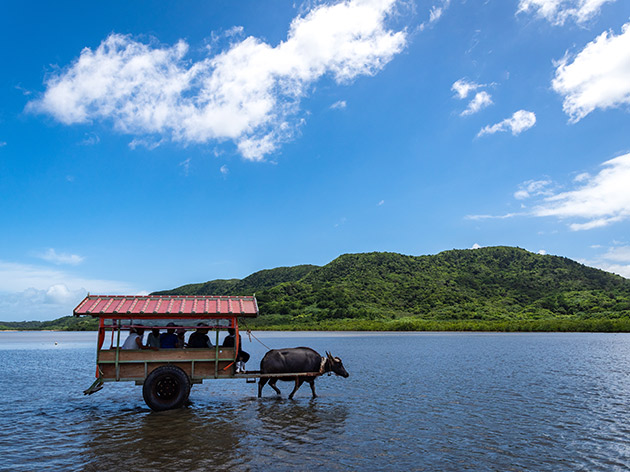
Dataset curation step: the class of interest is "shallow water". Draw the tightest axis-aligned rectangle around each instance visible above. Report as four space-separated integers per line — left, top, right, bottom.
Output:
2 331 630 471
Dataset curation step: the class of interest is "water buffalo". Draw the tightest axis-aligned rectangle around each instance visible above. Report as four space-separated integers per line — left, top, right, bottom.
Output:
258 347 349 399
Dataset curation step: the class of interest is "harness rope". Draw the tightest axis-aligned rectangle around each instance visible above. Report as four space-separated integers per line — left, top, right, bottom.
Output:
240 320 273 350
319 356 328 375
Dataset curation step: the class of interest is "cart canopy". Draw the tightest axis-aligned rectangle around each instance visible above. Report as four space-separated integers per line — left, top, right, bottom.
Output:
73 295 258 318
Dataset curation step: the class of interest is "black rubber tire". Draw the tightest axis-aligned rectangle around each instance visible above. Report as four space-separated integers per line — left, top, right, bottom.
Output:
142 365 191 411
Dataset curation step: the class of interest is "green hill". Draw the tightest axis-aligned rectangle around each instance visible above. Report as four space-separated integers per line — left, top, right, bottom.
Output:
154 246 630 331
6 247 630 332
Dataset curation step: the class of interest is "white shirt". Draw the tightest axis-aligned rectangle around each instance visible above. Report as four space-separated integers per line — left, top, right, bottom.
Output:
121 332 141 349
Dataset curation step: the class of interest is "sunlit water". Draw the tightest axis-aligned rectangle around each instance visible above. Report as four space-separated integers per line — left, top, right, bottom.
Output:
3 331 630 471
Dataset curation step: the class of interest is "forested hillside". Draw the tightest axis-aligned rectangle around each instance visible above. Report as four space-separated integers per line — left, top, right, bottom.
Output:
154 246 630 331
7 247 630 331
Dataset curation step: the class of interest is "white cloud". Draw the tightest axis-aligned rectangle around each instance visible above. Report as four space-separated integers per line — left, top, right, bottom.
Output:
452 79 483 99
28 0 407 161
0 260 135 294
429 0 450 22
537 249 547 255
518 0 616 25
45 284 81 304
15 84 32 96
452 79 494 116
37 248 84 266
552 22 630 123
128 137 164 150
595 262 630 278
334 216 347 227
224 26 245 38
471 243 482 249
574 172 590 182
237 134 277 160
78 133 100 146
179 157 191 176
460 91 493 116
0 141 6 147
477 110 536 137
0 260 141 320
514 179 553 200
420 0 451 30
330 100 347 110
585 245 630 278
603 246 630 262
378 199 385 206
532 153 630 230
220 164 229 175
0 288 83 321
466 212 519 220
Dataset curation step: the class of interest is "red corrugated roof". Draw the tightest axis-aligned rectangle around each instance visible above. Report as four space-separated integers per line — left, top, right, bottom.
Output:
73 295 258 318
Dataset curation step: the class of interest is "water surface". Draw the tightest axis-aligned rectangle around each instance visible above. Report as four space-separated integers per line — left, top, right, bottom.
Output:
2 331 630 471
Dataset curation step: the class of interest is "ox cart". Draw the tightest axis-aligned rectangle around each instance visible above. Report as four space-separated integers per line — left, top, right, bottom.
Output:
74 294 322 411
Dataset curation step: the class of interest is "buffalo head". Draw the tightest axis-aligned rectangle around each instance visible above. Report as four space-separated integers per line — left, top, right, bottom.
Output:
326 351 349 378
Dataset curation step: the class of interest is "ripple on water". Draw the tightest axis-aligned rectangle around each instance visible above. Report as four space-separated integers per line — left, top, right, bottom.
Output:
4 332 630 471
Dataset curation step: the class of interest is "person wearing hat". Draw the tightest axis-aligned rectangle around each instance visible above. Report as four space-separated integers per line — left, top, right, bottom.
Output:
187 322 214 348
159 322 179 349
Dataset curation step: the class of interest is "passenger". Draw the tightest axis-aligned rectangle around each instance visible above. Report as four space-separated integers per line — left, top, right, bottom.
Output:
187 322 214 348
121 326 149 350
222 328 250 373
176 327 187 348
147 328 160 349
159 322 179 349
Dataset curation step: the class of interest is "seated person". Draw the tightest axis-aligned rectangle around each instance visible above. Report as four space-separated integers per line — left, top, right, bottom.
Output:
121 326 148 350
187 322 214 348
176 327 187 348
159 322 179 349
147 328 160 349
222 328 250 373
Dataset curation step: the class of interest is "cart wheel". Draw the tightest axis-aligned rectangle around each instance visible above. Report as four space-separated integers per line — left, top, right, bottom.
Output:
142 365 191 411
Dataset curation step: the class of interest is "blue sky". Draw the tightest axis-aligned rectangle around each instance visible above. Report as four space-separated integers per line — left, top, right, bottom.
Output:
1 0 630 320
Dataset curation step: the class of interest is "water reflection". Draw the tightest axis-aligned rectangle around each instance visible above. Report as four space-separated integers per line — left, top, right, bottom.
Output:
83 406 245 471
79 392 349 471
255 399 348 439
244 399 349 471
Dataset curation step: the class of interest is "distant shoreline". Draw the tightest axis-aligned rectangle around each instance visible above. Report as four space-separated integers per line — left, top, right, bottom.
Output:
0 329 63 332
3 318 630 333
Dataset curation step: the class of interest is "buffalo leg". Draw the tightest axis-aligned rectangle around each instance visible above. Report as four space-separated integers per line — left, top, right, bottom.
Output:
268 379 282 395
308 379 317 398
288 377 304 399
258 377 269 398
